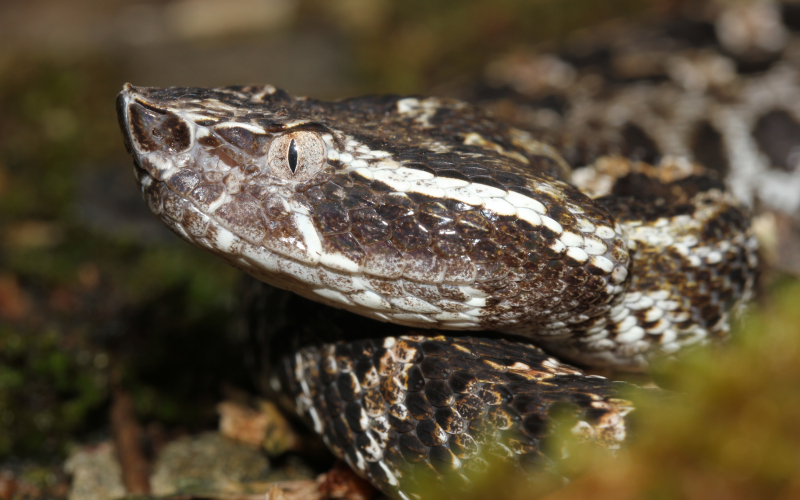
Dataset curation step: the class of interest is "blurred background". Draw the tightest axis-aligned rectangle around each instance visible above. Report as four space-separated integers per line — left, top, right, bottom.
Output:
2 0 800 499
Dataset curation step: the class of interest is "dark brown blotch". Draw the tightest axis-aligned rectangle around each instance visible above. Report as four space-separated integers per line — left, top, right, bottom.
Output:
342 185 378 210
691 121 728 176
420 356 452 380
425 379 455 407
314 201 351 234
399 433 428 463
472 239 504 263
415 419 448 447
376 193 416 220
323 384 344 417
448 371 478 394
491 220 524 246
332 414 355 447
404 365 426 392
303 186 326 205
214 125 269 155
344 401 368 432
392 216 432 252
753 109 800 172
336 371 361 401
405 392 435 420
417 202 455 229
355 358 379 388
457 211 494 238
198 134 223 149
351 208 392 245
432 229 471 258
520 413 549 438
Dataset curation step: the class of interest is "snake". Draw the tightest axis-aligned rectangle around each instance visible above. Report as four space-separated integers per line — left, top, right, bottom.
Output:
115 81 759 499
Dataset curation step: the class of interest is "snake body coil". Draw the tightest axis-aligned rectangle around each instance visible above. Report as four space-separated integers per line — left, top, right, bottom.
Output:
116 84 758 499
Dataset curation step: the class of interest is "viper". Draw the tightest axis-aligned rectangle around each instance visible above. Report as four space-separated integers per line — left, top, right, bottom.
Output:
115 82 758 499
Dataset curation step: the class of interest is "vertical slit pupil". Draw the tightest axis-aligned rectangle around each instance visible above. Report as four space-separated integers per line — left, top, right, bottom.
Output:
288 139 299 174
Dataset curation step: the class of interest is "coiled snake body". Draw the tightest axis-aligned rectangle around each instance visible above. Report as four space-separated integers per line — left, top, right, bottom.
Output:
116 83 758 499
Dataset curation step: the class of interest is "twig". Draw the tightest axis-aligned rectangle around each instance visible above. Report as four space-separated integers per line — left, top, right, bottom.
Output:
110 380 151 494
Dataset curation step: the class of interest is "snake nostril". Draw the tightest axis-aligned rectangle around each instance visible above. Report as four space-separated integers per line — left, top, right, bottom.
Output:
124 101 192 155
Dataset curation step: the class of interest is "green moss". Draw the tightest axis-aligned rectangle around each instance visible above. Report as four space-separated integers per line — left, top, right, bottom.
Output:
0 324 110 459
118 244 238 317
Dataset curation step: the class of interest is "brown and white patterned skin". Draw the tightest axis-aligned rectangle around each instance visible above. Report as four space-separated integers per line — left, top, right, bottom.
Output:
279 335 634 500
115 77 757 497
116 85 756 370
468 1 800 273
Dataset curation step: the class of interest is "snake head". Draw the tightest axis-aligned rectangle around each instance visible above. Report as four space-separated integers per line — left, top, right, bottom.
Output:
116 83 632 346
116 83 363 293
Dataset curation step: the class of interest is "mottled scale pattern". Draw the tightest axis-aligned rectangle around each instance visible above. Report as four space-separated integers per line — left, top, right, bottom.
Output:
116 84 757 370
280 335 633 500
467 1 800 273
529 160 760 367
115 73 759 499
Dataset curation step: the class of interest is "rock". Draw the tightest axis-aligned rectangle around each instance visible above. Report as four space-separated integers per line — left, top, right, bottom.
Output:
64 442 126 500
149 432 271 496
217 400 299 455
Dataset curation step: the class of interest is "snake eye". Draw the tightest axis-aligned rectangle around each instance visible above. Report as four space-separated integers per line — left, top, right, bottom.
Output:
288 139 299 173
267 131 325 181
